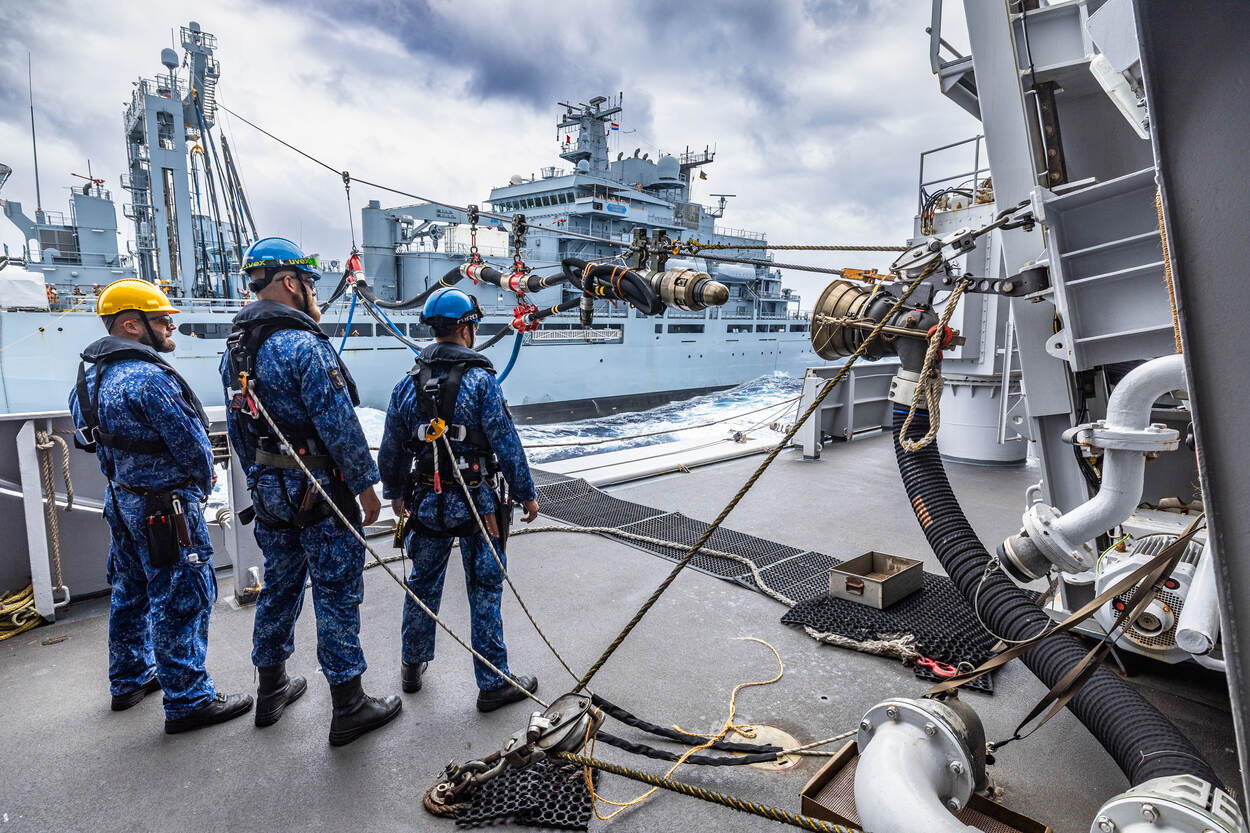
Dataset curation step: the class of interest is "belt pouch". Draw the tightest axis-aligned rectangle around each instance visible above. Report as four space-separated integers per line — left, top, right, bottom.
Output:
144 493 181 569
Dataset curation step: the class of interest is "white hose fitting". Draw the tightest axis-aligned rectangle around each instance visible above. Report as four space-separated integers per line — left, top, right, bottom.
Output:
1000 354 1186 581
854 697 984 833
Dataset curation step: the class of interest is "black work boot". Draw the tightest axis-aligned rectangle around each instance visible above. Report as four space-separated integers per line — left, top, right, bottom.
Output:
164 692 254 734
476 675 538 713
255 663 308 727
328 676 402 746
401 660 428 693
111 675 161 712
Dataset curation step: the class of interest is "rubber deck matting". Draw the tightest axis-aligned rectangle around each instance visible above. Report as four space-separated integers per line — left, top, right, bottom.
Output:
533 470 997 691
456 760 596 830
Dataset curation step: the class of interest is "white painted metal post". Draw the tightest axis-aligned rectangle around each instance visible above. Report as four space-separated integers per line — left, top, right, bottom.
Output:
15 419 54 620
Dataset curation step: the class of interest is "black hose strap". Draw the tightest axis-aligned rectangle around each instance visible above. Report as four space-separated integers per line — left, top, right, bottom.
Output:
590 694 781 754
594 730 782 767
892 407 1221 788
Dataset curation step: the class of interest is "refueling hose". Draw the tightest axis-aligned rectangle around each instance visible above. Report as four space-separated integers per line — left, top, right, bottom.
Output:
892 407 1221 788
496 330 524 383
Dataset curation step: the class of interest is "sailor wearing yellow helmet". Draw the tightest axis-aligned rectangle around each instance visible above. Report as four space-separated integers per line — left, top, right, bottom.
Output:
68 278 253 734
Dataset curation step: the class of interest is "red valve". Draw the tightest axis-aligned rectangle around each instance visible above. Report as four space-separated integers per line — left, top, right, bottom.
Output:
512 301 541 333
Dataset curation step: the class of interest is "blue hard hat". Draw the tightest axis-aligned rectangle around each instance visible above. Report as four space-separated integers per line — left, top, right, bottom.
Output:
421 287 483 327
241 237 319 277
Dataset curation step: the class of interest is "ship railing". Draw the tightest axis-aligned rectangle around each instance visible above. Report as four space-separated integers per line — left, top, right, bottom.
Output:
39 210 69 227
712 225 766 241
540 167 571 179
917 134 991 219
443 242 511 258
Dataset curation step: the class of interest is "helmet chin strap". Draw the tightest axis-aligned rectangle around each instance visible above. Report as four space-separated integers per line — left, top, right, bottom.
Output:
138 311 161 349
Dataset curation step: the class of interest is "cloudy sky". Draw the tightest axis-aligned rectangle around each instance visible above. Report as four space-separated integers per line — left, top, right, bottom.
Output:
0 0 978 306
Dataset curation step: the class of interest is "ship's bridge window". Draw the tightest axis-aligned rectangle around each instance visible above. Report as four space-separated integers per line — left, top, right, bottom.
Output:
321 322 374 338
178 322 234 339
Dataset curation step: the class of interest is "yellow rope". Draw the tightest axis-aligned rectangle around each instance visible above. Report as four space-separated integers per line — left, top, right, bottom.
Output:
582 637 784 819
0 585 41 641
1155 188 1183 354
0 307 77 353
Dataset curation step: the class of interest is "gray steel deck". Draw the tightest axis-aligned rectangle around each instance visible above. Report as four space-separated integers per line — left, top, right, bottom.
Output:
0 435 1237 833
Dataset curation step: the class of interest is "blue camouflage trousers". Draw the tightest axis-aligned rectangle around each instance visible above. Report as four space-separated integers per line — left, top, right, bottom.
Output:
402 531 511 691
251 469 367 685
104 488 217 720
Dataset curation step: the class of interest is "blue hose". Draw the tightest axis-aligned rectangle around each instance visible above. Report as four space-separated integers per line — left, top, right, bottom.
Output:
338 292 358 354
496 330 524 384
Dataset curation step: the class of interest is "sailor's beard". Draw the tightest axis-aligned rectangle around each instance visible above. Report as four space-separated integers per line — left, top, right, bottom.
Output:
301 285 322 323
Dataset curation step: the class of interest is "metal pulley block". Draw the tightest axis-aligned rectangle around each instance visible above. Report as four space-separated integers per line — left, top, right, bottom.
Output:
890 227 978 275
424 693 604 813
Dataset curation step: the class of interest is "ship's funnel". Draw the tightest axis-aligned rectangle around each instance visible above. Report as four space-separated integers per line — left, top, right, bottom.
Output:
0 163 11 194
646 267 728 311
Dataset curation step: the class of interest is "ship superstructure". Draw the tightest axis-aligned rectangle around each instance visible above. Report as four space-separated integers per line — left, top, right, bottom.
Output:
0 46 819 418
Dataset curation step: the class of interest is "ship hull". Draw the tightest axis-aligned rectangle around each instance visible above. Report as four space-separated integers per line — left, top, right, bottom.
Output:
0 306 820 420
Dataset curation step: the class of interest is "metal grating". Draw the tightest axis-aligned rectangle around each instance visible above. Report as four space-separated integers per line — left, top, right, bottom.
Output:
541 494 668 529
531 468 575 487
755 551 843 602
616 513 807 580
535 478 598 506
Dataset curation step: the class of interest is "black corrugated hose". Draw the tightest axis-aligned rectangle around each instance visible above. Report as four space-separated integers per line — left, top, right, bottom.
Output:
892 407 1221 788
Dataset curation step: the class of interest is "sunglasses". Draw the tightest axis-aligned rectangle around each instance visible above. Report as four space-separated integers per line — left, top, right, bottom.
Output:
147 314 176 329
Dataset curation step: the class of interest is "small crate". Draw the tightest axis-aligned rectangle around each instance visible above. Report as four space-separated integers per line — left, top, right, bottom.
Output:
799 742 1052 833
829 551 923 609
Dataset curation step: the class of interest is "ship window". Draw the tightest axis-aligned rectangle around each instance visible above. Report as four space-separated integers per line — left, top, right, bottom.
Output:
381 322 405 335
477 324 506 337
655 324 663 334
321 322 374 338
409 323 433 339
757 324 785 332
178 322 233 339
790 323 809 332
668 324 704 334
726 324 753 333
541 196 551 207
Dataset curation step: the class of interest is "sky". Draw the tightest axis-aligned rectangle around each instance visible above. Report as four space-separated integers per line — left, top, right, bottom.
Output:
0 0 979 307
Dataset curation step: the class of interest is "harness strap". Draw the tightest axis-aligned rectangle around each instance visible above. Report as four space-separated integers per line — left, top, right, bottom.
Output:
255 448 333 470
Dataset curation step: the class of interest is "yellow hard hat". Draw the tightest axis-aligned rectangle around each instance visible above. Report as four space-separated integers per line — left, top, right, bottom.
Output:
96 279 180 318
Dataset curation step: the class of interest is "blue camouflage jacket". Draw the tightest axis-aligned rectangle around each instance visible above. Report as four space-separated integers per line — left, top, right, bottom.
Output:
219 300 379 495
69 336 214 497
379 342 536 529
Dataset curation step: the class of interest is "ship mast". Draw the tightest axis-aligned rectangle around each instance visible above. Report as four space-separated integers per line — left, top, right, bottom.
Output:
27 53 43 221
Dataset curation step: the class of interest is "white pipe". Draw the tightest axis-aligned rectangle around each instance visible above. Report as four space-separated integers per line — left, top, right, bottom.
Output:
1048 354 1188 559
1177 539 1221 656
854 721 976 833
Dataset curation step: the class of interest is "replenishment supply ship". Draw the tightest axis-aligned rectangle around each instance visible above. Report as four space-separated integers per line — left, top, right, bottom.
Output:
0 24 817 420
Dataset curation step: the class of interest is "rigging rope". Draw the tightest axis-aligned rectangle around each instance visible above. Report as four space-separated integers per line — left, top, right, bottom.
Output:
244 387 550 708
568 260 942 694
581 637 783 820
555 751 863 833
898 277 970 452
34 430 71 602
685 241 909 254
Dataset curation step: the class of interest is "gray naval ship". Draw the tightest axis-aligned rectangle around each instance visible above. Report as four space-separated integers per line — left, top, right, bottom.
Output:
0 23 817 420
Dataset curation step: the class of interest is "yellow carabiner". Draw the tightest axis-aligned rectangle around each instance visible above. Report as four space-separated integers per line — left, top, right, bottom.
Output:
425 417 447 442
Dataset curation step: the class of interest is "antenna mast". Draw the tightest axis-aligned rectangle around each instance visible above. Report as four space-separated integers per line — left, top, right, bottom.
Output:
27 53 43 217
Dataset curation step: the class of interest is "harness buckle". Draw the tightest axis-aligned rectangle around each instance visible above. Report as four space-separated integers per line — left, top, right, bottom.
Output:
420 418 447 443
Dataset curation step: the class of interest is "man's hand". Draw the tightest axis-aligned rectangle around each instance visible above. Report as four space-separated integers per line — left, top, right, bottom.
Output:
520 499 539 523
391 498 406 518
358 486 381 526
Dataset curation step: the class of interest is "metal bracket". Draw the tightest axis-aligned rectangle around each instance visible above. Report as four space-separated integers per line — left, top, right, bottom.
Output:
1062 420 1181 453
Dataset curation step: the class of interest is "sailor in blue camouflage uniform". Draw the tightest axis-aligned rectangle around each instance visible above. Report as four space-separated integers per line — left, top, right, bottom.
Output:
69 278 252 733
222 237 400 745
378 287 542 711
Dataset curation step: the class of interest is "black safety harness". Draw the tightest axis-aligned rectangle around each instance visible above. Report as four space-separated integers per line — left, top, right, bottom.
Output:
225 301 362 530
402 345 511 542
74 337 210 467
73 337 210 568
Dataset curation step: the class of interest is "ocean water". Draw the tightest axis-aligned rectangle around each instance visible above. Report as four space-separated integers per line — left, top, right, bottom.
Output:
211 372 802 510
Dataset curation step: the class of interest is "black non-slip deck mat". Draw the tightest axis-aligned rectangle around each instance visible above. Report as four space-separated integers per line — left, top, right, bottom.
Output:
455 760 597 830
530 469 995 691
782 573 998 692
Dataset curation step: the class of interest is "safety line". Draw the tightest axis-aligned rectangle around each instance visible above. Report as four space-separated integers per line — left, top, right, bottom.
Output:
337 292 358 354
569 260 942 694
435 433 581 683
555 751 863 833
245 389 549 708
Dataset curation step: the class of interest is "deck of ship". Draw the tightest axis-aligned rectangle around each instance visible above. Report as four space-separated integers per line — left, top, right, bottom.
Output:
0 434 1237 833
